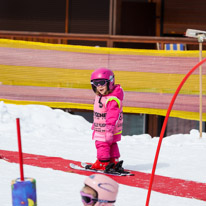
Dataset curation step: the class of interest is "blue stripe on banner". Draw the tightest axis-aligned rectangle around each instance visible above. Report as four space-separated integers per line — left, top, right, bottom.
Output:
173 44 177 50
180 44 184 50
165 43 184 51
165 44 170 50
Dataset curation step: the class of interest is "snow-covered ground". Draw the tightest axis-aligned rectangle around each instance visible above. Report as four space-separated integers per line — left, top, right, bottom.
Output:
0 101 206 206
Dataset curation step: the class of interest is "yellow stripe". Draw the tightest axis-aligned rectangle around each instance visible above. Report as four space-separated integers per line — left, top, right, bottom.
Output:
0 39 204 57
106 97 121 109
0 65 92 89
114 131 122 135
116 71 206 95
1 99 205 121
122 107 206 121
0 99 94 110
0 64 205 95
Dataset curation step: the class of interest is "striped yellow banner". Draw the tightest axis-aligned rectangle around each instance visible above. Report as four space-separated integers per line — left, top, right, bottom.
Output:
0 64 205 95
0 39 205 122
0 38 205 57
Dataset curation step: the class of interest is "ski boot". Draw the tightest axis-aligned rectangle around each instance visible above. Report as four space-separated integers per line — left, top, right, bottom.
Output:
109 158 124 172
114 160 125 173
110 158 130 174
85 159 110 170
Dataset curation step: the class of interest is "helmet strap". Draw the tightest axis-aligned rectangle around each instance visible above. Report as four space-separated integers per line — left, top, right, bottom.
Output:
98 95 103 108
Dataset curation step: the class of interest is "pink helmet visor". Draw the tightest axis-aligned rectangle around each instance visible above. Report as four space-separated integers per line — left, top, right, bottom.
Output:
91 68 115 91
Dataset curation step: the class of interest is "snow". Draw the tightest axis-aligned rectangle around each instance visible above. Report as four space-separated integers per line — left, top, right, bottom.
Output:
0 101 206 206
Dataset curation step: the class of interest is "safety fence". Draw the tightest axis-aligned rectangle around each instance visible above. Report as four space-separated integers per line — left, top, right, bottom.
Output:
0 39 205 121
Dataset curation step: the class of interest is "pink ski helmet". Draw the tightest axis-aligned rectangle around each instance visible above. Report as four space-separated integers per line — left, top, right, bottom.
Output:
90 68 115 93
84 174 119 205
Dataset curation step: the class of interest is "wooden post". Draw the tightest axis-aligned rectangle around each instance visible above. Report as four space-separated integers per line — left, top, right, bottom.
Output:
109 0 113 35
113 0 117 35
198 36 203 138
65 0 69 33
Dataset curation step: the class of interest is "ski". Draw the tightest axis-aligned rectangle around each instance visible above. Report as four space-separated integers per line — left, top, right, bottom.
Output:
70 163 123 176
82 161 134 176
69 162 134 176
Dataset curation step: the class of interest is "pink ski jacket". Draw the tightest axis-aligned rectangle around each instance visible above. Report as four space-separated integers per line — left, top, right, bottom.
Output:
92 85 124 142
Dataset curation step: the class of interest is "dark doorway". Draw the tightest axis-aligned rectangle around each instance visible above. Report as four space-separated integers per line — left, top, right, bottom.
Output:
115 2 156 49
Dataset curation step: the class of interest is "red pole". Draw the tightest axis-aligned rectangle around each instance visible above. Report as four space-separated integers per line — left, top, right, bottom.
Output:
16 118 24 181
145 57 206 206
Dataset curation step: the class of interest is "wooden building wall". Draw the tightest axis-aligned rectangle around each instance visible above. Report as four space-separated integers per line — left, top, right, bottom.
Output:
163 0 206 36
1 0 206 37
0 0 65 32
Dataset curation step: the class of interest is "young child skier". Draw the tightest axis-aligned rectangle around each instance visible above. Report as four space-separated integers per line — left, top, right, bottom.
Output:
88 67 124 171
80 174 119 206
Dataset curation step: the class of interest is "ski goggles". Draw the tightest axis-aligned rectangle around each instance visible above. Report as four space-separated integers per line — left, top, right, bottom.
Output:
80 191 115 205
80 191 97 205
91 79 108 87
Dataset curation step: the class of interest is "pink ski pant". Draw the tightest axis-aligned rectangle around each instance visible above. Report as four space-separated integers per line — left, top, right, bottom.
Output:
95 140 120 161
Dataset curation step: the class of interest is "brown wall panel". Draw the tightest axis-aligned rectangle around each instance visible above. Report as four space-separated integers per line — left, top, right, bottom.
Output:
68 0 110 34
163 0 206 35
0 0 65 32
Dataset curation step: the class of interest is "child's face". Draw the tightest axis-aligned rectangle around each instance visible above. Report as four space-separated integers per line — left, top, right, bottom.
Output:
81 186 97 206
96 85 107 95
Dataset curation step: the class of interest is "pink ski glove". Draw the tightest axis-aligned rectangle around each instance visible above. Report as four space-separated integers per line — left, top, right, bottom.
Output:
105 125 115 145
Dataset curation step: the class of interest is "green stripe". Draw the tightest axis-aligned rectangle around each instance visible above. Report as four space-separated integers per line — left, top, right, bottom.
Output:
106 97 121 109
114 131 122 135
